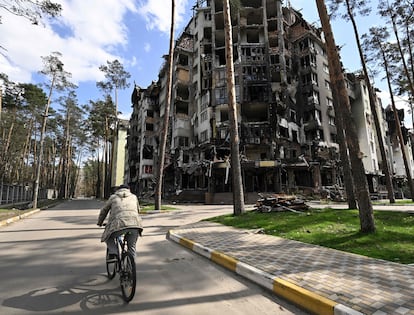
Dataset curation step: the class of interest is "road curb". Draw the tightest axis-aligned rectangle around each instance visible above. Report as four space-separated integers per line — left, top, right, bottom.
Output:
167 229 363 315
0 209 40 227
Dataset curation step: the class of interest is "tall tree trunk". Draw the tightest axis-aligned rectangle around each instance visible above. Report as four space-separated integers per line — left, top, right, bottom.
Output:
96 153 102 199
345 0 395 203
223 0 245 215
57 149 64 197
103 117 108 198
316 0 375 233
51 139 58 193
64 107 71 199
104 137 109 197
20 119 34 185
33 74 56 209
71 151 82 198
65 141 71 199
406 20 414 130
2 107 17 168
390 6 414 110
155 0 175 210
380 44 414 200
31 122 38 182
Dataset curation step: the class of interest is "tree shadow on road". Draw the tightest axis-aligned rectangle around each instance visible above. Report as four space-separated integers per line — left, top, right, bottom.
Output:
2 274 128 313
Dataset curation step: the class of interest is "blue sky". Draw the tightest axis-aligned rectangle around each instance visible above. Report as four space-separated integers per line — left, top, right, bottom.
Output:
0 0 411 127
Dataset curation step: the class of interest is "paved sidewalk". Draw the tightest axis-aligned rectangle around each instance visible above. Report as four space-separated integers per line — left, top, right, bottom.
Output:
167 221 414 315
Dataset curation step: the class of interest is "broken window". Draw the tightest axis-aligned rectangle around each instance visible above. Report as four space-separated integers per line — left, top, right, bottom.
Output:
216 48 226 65
246 12 263 26
202 77 212 89
215 87 227 104
292 130 298 142
268 20 277 32
203 60 212 71
279 126 288 138
312 73 318 85
270 70 281 82
244 85 268 102
200 130 208 142
315 110 322 124
300 55 316 68
241 0 262 9
176 136 189 147
290 109 296 122
326 97 334 109
269 36 278 48
142 145 153 159
143 165 153 174
316 129 324 140
178 54 189 66
201 110 208 122
246 29 260 43
307 90 320 105
176 100 189 115
146 123 154 131
270 54 279 64
220 109 229 122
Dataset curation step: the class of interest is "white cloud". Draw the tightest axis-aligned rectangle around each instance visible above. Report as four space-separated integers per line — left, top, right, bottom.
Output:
0 0 138 85
144 43 151 53
137 0 190 34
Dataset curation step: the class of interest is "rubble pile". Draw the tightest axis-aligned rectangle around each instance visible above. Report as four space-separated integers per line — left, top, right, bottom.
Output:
255 193 309 213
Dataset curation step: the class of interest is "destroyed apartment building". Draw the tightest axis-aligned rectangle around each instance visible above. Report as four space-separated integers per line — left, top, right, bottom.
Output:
127 0 403 204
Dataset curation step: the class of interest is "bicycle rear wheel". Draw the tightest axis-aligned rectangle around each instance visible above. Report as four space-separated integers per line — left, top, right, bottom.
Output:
106 249 117 279
120 252 136 302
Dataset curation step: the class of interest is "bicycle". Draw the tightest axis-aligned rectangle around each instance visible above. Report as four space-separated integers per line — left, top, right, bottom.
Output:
105 229 137 302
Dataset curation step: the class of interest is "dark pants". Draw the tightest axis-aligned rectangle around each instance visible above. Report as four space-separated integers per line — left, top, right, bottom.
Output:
106 228 139 257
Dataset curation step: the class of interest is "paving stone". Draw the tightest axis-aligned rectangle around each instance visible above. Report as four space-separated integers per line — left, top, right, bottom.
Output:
172 221 414 314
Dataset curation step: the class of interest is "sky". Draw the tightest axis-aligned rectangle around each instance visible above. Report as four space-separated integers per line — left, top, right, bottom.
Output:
0 0 412 127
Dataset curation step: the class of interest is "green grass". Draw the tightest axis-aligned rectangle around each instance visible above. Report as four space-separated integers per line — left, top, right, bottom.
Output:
140 203 178 212
206 208 414 264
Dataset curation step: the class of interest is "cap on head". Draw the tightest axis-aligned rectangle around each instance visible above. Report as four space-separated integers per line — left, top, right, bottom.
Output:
118 184 129 190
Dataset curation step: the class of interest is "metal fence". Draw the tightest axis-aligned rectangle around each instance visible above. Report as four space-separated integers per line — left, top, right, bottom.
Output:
0 184 48 206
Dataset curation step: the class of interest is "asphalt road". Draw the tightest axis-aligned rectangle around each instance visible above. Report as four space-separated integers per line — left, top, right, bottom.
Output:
0 199 308 315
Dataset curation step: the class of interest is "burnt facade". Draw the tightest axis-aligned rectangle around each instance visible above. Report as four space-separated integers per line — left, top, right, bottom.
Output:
127 1 388 203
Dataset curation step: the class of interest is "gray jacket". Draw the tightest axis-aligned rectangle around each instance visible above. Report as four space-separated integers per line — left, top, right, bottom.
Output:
97 188 143 242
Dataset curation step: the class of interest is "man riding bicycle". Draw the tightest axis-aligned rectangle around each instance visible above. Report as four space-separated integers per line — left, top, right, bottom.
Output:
97 185 143 258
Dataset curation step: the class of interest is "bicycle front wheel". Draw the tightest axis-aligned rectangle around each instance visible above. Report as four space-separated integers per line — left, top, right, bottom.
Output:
106 249 117 279
120 252 136 302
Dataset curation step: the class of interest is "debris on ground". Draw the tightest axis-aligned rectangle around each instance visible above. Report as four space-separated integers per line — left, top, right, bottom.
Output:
254 193 309 213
